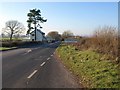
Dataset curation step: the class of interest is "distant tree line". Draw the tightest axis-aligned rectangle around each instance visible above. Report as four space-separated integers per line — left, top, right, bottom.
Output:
46 30 80 41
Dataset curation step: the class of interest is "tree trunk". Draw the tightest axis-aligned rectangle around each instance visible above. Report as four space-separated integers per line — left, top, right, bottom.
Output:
35 25 36 41
10 31 13 41
34 19 37 41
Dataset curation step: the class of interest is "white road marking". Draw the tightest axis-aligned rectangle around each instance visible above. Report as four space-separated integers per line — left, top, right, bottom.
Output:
47 57 50 60
27 70 38 79
40 62 46 66
51 54 53 56
27 49 32 53
23 49 32 55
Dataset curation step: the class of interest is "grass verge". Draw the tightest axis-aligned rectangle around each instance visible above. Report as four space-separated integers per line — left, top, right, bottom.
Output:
0 47 16 50
56 44 120 88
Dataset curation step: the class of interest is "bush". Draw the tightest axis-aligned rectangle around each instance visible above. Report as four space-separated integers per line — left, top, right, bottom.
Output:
92 26 118 56
1 41 43 47
71 26 118 63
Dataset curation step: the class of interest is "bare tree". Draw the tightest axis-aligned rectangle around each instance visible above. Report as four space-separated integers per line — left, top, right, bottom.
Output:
2 20 25 41
62 30 74 39
47 31 61 41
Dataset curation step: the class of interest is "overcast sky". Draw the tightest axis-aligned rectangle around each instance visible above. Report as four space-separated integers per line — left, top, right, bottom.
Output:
0 2 118 36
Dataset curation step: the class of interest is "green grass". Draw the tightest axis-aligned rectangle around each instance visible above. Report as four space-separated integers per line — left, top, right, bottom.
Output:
56 44 120 88
0 38 22 41
0 47 16 50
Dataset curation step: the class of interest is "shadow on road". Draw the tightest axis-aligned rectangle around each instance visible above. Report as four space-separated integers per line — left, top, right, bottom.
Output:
17 41 61 49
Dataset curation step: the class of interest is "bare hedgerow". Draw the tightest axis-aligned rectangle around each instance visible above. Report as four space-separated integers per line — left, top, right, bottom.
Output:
71 26 118 62
91 26 118 57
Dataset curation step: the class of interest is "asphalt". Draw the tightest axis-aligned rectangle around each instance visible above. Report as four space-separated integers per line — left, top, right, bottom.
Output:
2 42 81 88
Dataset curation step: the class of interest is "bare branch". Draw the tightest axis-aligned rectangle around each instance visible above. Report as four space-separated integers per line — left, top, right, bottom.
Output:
3 20 25 41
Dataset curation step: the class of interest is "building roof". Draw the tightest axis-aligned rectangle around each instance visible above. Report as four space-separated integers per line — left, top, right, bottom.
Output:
30 29 45 35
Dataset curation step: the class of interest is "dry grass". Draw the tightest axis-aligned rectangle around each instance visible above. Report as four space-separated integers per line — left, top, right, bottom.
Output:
92 26 118 56
72 26 118 63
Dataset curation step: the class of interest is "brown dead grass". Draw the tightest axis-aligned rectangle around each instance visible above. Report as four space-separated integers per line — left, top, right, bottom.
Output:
71 26 119 63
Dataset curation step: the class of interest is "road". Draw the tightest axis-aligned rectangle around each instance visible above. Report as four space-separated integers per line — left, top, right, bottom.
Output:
2 42 81 88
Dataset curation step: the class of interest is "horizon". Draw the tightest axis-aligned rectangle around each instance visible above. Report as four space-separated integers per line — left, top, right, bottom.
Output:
0 2 118 36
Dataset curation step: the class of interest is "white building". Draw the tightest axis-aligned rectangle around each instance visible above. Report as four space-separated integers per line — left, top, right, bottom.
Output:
30 29 47 42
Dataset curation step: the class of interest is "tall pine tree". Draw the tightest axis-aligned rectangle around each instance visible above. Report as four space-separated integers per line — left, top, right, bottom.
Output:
27 9 47 40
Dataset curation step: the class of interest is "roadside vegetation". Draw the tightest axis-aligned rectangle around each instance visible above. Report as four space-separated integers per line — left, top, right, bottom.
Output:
0 38 22 42
1 41 43 47
56 26 119 88
0 47 16 50
74 26 118 61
